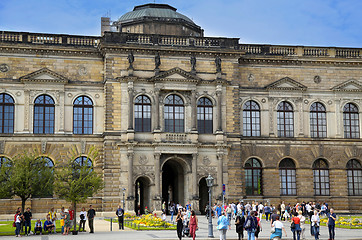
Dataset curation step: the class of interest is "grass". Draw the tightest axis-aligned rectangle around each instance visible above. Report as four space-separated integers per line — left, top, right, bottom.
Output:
0 220 78 236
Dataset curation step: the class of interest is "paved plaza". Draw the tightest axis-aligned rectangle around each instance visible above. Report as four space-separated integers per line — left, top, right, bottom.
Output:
1 215 361 240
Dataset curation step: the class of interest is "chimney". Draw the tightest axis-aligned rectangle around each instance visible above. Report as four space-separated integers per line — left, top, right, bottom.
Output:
101 17 111 36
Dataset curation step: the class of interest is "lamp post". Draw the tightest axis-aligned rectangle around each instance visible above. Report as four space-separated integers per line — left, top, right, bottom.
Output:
122 188 126 210
206 174 214 238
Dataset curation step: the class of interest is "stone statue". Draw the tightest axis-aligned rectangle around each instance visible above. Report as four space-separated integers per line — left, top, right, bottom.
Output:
155 52 161 69
215 56 222 73
127 51 134 69
190 55 196 72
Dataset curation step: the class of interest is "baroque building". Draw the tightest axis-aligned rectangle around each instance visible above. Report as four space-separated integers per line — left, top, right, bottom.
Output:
0 3 361 215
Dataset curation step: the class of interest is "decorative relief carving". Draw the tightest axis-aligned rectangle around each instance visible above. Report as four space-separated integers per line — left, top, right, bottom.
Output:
261 98 266 103
67 93 73 98
314 75 321 84
247 73 255 82
78 66 88 76
16 91 21 96
202 156 211 166
81 141 86 154
197 166 217 176
41 141 47 154
0 64 9 72
328 100 333 105
0 141 4 154
304 99 309 104
139 155 148 165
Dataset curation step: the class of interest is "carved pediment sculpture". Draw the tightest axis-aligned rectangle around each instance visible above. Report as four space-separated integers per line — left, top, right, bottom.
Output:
19 68 70 84
265 77 307 91
331 79 362 92
149 67 202 83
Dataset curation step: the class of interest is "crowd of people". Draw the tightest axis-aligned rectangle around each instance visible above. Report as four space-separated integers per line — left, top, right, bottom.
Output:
205 200 337 240
13 205 96 237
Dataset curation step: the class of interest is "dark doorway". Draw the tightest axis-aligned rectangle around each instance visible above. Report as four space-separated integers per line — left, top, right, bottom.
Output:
162 159 185 212
199 177 208 214
135 177 150 215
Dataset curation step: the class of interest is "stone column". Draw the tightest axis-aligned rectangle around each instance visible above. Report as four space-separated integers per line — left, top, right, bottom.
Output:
24 90 30 132
128 81 134 130
127 152 134 198
217 153 224 198
335 99 341 137
191 90 197 131
216 85 222 131
154 153 161 199
192 153 198 198
154 88 160 131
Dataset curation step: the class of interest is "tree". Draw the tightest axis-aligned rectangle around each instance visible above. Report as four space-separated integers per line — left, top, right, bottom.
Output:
0 151 54 213
54 146 103 230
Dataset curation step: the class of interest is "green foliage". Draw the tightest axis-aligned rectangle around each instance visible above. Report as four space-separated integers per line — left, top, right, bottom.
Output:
0 151 54 210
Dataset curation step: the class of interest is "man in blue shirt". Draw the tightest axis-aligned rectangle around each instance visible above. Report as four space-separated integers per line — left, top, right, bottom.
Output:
327 208 337 240
216 204 222 218
43 216 55 233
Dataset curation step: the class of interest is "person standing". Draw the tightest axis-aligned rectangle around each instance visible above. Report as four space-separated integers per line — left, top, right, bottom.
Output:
235 210 245 240
116 205 125 230
216 204 222 218
264 205 271 221
226 204 232 222
327 208 336 240
188 210 198 240
270 209 279 225
79 207 87 232
170 202 176 222
311 210 320 240
23 207 32 236
281 201 286 221
217 212 230 240
291 212 301 240
60 207 65 234
176 210 184 240
297 210 306 239
244 211 258 240
48 207 57 233
14 210 22 237
257 202 264 222
87 205 96 233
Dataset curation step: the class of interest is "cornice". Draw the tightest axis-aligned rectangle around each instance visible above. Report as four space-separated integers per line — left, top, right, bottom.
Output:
238 57 362 67
0 43 101 58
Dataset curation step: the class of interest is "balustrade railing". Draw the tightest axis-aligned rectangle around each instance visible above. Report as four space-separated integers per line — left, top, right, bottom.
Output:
1 31 362 58
164 133 189 143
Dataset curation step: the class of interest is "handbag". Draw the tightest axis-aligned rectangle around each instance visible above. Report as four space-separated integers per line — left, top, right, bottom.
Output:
291 221 296 229
244 219 251 228
13 222 16 227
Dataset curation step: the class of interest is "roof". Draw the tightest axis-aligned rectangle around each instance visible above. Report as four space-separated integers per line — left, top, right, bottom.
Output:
118 3 196 26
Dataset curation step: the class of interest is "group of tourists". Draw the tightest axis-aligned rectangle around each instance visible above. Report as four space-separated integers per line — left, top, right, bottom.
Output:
205 200 337 240
13 205 96 236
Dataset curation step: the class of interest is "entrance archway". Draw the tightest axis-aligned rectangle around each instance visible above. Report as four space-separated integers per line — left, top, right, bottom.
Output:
162 159 185 211
199 177 208 214
135 176 151 215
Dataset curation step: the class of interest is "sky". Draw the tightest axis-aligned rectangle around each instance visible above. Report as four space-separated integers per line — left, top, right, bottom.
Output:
1 0 362 47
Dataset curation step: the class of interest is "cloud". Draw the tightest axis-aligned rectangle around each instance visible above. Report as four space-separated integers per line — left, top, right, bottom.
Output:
0 0 361 47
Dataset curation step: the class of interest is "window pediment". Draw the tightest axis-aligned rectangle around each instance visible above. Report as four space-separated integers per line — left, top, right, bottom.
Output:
331 79 362 92
20 68 70 84
150 67 201 83
265 77 307 91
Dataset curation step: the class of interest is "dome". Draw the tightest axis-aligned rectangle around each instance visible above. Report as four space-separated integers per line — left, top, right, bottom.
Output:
118 4 197 26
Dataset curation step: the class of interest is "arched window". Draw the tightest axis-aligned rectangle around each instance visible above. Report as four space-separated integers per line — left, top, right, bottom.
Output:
310 102 327 138
34 95 55 134
0 156 11 168
243 100 261 137
73 96 93 134
164 94 184 133
343 103 360 139
135 95 151 132
33 156 54 198
347 159 362 196
0 93 14 134
197 97 213 134
279 158 296 195
277 101 294 137
244 158 262 195
313 159 330 196
73 156 93 168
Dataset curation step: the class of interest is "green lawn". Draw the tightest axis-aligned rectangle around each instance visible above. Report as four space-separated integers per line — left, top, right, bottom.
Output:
0 220 77 236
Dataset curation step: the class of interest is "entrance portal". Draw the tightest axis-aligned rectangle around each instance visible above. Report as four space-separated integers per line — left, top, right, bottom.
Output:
135 176 151 215
199 177 208 214
162 159 185 211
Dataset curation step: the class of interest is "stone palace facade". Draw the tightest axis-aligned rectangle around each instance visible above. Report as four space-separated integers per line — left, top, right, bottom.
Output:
0 4 361 214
